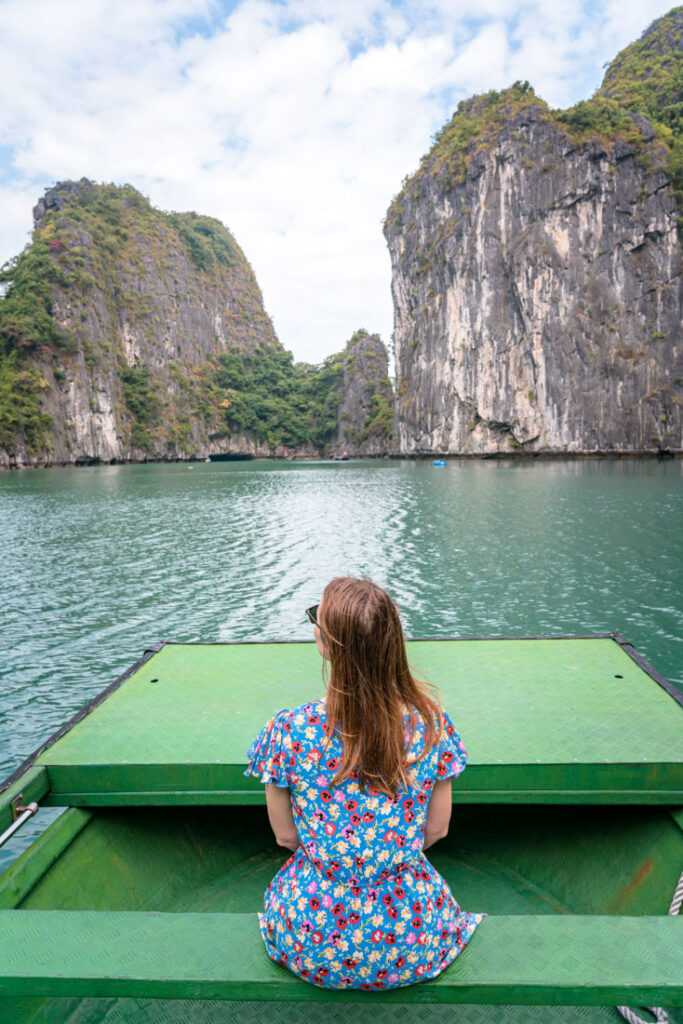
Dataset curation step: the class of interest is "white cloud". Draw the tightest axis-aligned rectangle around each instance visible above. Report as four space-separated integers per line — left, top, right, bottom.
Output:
0 0 676 363
447 22 511 95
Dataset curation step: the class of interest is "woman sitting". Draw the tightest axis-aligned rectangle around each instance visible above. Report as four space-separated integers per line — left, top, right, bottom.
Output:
245 576 484 990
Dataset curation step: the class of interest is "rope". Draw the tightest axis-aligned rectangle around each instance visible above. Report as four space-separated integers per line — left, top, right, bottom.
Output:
615 869 683 1024
616 1007 668 1024
667 872 683 916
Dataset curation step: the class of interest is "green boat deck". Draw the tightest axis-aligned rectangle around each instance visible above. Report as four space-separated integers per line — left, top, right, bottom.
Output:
0 636 681 1022
19 636 683 807
1 803 681 1020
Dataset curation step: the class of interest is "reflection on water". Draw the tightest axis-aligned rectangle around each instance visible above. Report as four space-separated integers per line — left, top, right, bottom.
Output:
1 458 681 787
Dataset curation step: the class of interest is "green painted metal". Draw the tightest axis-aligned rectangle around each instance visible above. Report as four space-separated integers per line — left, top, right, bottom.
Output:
33 639 683 805
1 1000 668 1024
0 767 49 833
0 809 92 909
38 762 683 805
0 910 681 1005
1 639 681 1021
41 789 267 807
1 800 681 1021
39 786 683 807
16 805 682 919
19 807 283 915
670 807 683 831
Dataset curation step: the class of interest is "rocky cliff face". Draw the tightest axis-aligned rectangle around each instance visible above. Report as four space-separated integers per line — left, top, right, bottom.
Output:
334 330 394 455
384 11 682 455
1 179 285 466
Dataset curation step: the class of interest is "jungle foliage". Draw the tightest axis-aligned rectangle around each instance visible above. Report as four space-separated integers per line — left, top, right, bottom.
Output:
596 6 683 210
0 181 388 456
169 212 237 271
205 343 347 450
0 237 73 452
120 364 161 450
0 353 52 451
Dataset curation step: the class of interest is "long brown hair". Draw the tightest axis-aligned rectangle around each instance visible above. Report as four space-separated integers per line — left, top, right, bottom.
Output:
319 577 442 797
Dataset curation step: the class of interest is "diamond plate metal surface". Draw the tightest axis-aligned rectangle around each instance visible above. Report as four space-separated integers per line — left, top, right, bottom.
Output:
3 995 671 1023
0 911 681 1004
34 640 683 799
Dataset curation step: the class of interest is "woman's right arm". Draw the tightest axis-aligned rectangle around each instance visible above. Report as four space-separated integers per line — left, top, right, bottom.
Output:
423 778 452 849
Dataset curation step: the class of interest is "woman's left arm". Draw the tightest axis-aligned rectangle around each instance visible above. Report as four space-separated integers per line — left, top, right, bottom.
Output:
265 784 300 851
423 778 452 849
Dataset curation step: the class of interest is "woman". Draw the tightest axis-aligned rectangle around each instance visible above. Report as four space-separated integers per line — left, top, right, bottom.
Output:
245 576 484 990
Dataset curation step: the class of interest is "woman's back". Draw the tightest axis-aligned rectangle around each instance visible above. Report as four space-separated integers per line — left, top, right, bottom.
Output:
246 697 484 989
248 699 465 883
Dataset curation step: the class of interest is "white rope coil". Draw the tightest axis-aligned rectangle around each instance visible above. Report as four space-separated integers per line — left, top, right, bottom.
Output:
615 869 683 1024
667 872 683 916
616 1006 668 1024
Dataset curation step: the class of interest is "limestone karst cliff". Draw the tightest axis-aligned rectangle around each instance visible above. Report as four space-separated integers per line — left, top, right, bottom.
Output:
0 180 286 466
0 181 392 466
384 9 682 455
334 330 394 455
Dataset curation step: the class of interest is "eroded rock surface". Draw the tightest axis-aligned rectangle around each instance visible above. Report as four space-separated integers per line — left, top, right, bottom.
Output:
334 330 394 456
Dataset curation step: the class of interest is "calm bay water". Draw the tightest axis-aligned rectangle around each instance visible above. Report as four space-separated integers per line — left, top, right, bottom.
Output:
2 457 682 789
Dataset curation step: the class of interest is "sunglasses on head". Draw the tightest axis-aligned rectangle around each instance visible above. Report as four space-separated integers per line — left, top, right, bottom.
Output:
306 604 320 627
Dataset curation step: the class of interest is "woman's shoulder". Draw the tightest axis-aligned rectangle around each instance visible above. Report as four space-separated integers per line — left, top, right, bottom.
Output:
246 699 326 762
261 698 325 723
277 699 328 732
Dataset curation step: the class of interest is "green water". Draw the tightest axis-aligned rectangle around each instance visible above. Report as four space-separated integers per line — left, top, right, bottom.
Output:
1 458 681 788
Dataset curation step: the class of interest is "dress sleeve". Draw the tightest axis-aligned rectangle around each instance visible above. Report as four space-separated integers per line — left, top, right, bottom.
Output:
244 710 291 788
435 709 468 780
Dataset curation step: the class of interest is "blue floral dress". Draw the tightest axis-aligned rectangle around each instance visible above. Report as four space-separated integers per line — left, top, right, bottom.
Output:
245 700 485 990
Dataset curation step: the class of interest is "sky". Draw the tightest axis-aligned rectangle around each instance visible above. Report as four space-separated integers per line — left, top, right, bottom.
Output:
0 0 674 364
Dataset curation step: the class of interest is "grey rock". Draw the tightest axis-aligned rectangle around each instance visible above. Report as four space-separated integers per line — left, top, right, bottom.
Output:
334 330 394 456
384 107 682 455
